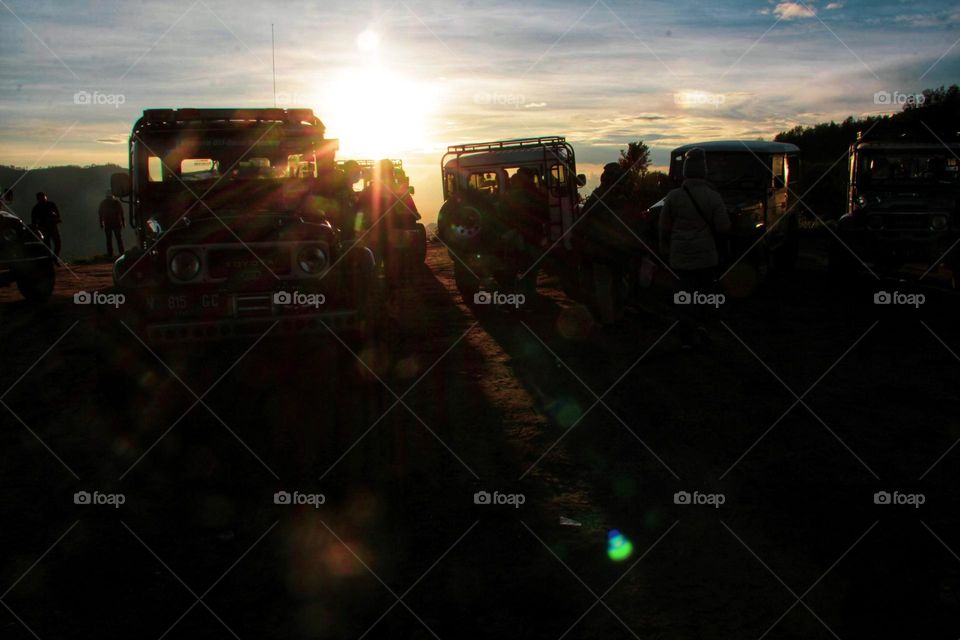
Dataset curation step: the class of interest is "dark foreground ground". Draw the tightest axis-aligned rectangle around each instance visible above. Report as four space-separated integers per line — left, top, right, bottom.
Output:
1 238 959 639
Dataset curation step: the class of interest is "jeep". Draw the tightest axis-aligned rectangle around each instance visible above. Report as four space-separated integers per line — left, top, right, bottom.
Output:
437 136 585 304
0 188 55 302
108 108 377 342
337 158 427 265
644 141 802 275
831 137 960 279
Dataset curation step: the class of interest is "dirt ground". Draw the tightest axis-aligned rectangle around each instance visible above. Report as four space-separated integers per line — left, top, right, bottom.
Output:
1 238 959 639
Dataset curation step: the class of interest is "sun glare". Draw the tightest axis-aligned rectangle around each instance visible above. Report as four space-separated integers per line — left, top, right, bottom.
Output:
317 65 440 160
356 29 380 53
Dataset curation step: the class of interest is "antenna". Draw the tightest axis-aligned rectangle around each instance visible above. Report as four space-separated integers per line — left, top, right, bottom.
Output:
271 23 277 108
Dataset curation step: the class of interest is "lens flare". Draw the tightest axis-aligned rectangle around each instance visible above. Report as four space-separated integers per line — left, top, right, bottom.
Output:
607 529 634 562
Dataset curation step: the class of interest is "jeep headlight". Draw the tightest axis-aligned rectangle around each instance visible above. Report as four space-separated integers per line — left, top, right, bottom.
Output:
297 246 327 274
931 215 948 231
169 250 201 281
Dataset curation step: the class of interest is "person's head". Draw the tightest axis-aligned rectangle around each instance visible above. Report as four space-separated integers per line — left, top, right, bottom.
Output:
1 188 11 204
600 162 624 187
682 148 708 180
513 166 536 189
341 159 360 178
36 191 47 202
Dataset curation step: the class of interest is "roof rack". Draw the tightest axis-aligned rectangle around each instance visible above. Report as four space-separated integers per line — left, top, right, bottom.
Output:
141 108 320 126
447 136 567 155
338 159 404 169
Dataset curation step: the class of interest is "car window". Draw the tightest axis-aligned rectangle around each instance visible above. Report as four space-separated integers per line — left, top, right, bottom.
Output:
469 171 499 196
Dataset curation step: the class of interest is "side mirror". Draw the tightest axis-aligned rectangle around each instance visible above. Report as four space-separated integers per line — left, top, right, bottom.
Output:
576 174 587 188
111 172 131 198
407 186 415 195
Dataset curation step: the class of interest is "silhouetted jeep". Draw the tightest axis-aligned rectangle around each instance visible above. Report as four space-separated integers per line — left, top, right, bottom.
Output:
437 136 585 304
831 137 960 279
644 141 802 275
108 108 377 342
339 158 427 265
0 189 55 302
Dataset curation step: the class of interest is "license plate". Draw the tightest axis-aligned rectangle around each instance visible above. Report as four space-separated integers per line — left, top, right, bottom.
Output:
146 293 225 316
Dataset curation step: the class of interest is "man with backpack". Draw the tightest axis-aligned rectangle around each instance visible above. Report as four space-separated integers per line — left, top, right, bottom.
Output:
659 148 730 349
98 191 125 258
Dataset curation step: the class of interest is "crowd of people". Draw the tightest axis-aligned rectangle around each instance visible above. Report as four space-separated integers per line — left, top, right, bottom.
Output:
464 147 730 348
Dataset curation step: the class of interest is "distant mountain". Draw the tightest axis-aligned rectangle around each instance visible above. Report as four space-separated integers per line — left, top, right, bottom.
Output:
0 164 131 261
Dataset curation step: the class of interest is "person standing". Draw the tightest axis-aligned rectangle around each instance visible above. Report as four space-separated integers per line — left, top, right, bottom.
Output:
659 148 730 349
577 162 639 326
98 191 125 258
31 191 62 258
498 167 547 302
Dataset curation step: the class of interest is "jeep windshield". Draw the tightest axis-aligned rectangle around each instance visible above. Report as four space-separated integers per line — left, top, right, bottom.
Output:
671 152 770 190
859 150 959 187
856 149 959 209
134 128 326 224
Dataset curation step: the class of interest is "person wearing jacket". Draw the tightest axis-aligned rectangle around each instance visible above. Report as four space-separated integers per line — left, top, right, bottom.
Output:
659 148 730 348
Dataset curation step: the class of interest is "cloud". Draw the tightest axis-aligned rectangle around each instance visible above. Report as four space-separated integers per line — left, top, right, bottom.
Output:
773 2 817 20
523 102 547 108
95 135 127 145
826 2 843 9
895 11 960 27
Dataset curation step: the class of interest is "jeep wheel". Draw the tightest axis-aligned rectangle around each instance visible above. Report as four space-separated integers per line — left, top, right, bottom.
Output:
15 259 55 302
437 192 496 251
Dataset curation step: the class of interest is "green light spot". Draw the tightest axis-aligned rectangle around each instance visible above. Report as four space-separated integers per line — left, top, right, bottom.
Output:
607 529 634 562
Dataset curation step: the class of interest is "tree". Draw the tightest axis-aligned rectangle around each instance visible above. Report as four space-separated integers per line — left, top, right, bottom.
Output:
618 141 651 177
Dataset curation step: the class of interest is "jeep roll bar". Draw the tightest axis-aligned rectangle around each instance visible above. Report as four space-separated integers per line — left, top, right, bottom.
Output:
445 136 569 155
440 136 577 199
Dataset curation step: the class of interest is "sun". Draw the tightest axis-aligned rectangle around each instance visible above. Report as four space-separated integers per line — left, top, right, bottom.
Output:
313 33 441 160
317 66 440 160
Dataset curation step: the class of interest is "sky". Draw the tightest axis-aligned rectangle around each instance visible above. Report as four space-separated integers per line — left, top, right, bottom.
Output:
1 0 958 219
